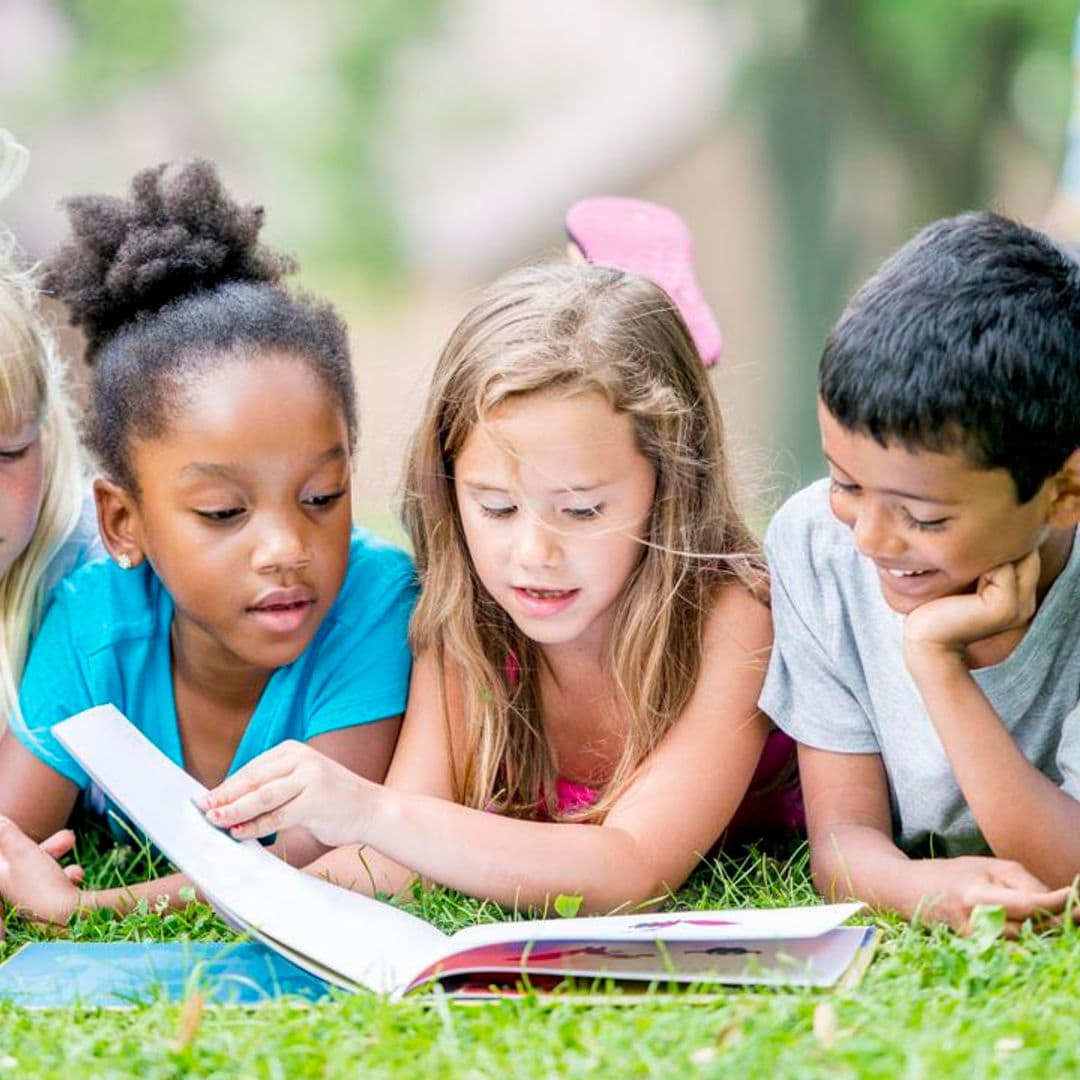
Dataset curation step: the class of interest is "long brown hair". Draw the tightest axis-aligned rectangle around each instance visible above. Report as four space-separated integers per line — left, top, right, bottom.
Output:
402 262 765 821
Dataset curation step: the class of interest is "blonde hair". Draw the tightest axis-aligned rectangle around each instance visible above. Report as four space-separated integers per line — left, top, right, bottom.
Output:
403 262 766 823
0 239 85 726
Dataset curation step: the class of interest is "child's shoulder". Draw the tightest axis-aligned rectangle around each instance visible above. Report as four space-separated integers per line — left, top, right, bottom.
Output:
42 556 161 651
763 478 880 622
765 479 858 575
39 493 103 600
329 528 417 622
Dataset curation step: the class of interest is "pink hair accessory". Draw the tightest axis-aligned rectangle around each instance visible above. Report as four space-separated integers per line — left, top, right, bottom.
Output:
565 195 722 367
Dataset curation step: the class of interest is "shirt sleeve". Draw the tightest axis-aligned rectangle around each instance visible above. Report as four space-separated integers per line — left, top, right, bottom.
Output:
758 506 881 754
1054 701 1080 801
302 547 418 740
13 587 92 788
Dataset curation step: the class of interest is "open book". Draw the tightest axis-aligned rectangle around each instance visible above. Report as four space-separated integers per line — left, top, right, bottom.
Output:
52 706 875 999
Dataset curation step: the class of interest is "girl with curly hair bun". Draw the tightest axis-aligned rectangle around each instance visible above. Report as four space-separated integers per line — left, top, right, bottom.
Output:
198 261 803 914
0 131 95 737
0 161 414 923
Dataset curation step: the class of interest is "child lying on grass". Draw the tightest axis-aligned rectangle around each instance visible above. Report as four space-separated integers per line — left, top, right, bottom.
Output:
762 213 1080 933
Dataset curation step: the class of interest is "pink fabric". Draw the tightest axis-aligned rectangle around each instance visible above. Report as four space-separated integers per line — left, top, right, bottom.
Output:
553 777 600 817
505 651 804 839
545 730 804 842
722 729 805 844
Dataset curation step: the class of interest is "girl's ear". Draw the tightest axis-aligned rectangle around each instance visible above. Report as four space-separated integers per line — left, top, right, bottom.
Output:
93 478 147 569
1047 448 1080 528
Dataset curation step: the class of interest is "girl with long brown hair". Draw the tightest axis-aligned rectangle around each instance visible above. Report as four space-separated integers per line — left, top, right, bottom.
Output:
198 260 801 912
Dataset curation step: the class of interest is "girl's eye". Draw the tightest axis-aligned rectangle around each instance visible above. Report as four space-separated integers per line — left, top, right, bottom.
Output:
195 507 246 523
564 504 604 520
828 477 859 495
480 504 515 519
900 506 950 532
0 445 30 461
304 490 347 509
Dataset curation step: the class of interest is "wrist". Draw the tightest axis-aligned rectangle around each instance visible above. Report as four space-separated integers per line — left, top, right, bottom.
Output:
903 636 968 682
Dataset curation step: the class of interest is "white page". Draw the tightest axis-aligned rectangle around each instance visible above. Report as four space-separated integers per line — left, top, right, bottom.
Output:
443 902 863 952
54 706 447 995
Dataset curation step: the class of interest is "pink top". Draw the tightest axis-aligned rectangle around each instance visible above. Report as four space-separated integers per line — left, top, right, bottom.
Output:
507 651 804 840
548 730 804 843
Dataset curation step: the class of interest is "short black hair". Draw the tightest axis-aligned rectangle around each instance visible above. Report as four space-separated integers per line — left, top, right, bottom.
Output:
42 160 357 491
819 212 1080 502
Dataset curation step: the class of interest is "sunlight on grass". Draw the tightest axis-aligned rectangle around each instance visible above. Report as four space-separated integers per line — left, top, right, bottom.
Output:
2 833 1078 1076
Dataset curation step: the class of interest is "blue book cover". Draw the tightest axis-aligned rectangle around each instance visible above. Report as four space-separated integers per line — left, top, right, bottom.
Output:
0 941 331 1008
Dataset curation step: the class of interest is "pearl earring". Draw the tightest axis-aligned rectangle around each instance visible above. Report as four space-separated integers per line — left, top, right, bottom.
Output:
116 552 133 570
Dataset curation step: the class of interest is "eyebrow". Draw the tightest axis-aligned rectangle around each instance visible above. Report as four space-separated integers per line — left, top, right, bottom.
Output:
823 456 958 504
178 445 347 481
461 481 608 496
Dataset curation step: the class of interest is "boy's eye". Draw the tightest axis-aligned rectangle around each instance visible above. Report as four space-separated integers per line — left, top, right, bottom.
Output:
195 507 246 523
563 504 604 520
303 490 347 509
900 506 950 532
480 504 516 519
828 477 859 495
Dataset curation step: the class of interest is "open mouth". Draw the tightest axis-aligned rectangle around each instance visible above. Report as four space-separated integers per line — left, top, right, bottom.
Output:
885 568 932 578
246 593 317 634
511 585 581 616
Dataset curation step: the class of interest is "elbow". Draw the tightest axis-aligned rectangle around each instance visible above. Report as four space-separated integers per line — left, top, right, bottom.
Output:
808 830 855 902
574 844 686 916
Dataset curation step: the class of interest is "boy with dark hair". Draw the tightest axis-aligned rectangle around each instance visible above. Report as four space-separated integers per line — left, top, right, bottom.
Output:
762 212 1080 932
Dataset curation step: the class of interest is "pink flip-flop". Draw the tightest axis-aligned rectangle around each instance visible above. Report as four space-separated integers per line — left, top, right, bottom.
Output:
565 196 722 366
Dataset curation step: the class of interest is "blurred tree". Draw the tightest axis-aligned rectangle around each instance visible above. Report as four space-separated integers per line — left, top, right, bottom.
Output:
733 0 1075 485
320 0 443 284
57 0 187 103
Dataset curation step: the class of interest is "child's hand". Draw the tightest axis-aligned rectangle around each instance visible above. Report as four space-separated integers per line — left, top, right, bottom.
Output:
903 550 1040 661
0 817 83 925
911 854 1072 936
198 741 375 848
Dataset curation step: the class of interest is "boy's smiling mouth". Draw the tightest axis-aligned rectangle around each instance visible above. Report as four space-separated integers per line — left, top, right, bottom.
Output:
874 562 941 599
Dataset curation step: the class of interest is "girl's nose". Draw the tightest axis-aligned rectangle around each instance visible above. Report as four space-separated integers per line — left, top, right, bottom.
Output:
252 514 312 574
513 514 562 570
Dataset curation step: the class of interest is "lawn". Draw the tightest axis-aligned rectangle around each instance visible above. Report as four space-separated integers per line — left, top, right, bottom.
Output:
1 832 1077 1079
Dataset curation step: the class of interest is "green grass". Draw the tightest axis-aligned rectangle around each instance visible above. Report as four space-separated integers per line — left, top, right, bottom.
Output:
1 832 1078 1078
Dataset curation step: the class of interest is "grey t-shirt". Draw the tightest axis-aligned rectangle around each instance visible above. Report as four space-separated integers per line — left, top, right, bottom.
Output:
760 478 1080 856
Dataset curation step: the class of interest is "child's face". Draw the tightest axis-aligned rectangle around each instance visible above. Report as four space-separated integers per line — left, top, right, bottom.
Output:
0 412 44 580
454 389 656 652
116 355 352 672
818 400 1054 615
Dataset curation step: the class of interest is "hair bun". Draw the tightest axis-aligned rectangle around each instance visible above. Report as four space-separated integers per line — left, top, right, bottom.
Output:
42 159 295 361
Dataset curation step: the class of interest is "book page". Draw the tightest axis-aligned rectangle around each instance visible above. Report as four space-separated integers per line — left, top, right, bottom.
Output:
444 902 863 952
402 926 876 996
54 706 447 995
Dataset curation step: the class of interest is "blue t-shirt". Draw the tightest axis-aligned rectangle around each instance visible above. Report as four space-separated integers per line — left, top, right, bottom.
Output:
15 528 416 800
37 491 104 623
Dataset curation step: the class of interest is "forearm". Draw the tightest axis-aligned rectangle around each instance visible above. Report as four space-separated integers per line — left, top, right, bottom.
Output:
312 790 668 913
81 872 197 915
809 821 930 917
908 650 1080 886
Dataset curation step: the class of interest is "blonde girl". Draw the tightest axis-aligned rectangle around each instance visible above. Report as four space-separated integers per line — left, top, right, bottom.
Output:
0 132 90 728
20 260 801 918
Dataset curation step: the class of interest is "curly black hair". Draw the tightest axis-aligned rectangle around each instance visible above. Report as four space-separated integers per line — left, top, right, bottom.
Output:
42 160 357 490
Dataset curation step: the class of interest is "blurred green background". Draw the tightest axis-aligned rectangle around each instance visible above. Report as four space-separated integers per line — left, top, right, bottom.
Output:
2 0 1075 533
